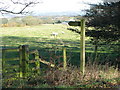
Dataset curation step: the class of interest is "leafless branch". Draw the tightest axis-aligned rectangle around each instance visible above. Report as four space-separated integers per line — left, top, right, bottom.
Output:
11 0 40 5
0 0 41 14
11 0 25 5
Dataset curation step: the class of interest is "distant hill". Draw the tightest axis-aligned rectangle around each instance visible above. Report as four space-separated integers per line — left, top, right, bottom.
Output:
37 11 81 16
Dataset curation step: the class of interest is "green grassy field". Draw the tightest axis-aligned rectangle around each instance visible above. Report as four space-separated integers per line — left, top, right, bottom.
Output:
1 24 81 50
1 24 117 63
1 24 120 88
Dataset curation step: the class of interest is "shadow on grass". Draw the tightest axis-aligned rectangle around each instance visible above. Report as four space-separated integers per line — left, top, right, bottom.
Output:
1 36 119 65
1 36 120 88
1 36 79 49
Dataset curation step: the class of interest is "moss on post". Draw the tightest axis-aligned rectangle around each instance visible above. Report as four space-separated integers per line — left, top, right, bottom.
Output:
21 45 29 77
34 50 40 74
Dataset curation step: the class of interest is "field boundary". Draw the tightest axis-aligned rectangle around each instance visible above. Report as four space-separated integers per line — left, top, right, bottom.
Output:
2 45 58 78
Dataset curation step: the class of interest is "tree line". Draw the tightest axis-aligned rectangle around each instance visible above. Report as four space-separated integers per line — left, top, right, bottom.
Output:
0 16 41 27
0 16 71 27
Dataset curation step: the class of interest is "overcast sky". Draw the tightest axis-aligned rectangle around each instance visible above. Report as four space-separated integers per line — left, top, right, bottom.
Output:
0 0 103 17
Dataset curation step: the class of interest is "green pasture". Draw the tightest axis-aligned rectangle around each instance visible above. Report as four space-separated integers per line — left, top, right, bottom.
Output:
1 24 120 88
1 24 117 65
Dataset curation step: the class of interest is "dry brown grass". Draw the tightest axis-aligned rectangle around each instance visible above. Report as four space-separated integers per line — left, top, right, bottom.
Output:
43 62 120 88
3 62 120 88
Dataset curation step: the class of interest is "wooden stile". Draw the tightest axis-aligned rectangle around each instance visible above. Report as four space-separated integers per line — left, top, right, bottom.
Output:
2 45 57 79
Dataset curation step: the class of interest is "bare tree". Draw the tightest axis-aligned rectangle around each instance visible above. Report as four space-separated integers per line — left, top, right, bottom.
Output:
0 0 42 14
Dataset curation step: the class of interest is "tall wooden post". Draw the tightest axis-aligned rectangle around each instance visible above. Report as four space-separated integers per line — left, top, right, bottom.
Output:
63 46 67 70
80 19 85 75
19 45 23 78
2 50 5 77
68 19 86 74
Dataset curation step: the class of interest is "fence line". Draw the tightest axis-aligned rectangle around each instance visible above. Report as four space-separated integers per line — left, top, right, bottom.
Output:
2 45 67 78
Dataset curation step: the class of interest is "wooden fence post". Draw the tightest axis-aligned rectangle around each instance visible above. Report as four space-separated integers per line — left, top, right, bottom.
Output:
94 38 98 62
34 50 40 74
80 19 86 75
19 45 23 78
20 45 29 78
63 46 67 70
2 50 5 75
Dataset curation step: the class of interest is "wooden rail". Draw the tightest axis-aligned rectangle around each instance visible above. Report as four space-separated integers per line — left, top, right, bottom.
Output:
39 59 55 67
2 48 19 52
28 59 55 67
4 57 19 61
2 45 67 79
4 65 19 69
29 50 38 54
